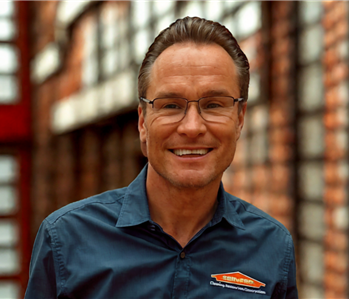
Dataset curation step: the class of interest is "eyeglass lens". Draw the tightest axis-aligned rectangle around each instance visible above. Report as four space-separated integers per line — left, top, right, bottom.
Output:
152 97 236 123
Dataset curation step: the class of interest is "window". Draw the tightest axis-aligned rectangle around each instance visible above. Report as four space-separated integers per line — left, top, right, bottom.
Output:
0 1 31 297
296 2 325 298
0 155 21 298
221 2 265 208
0 1 18 104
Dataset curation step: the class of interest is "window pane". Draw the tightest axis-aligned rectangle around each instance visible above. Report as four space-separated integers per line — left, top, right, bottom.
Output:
101 22 117 50
0 18 16 41
235 2 261 39
134 29 149 64
0 75 18 103
82 54 98 87
0 1 14 17
0 220 18 246
299 203 325 241
299 1 323 25
0 44 18 73
101 50 117 77
299 241 324 285
0 248 20 274
56 1 91 26
101 4 117 50
299 25 323 65
339 39 349 61
0 281 20 299
155 13 175 36
300 285 324 299
299 162 324 201
0 186 17 215
83 21 97 55
132 2 150 28
119 42 129 70
248 72 260 103
225 1 243 10
250 105 268 132
299 63 323 111
0 155 17 183
153 1 175 16
118 18 127 39
182 2 203 18
206 1 224 21
223 16 236 37
250 131 268 164
299 115 324 158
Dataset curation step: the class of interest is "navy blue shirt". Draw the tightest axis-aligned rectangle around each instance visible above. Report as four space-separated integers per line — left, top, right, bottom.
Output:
25 166 298 298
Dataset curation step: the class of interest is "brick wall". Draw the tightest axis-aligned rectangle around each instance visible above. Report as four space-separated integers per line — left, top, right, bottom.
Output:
29 1 144 242
225 1 296 232
226 2 349 297
268 1 296 232
323 2 349 298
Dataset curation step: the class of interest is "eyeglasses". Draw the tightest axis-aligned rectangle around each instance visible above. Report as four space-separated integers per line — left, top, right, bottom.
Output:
140 96 244 123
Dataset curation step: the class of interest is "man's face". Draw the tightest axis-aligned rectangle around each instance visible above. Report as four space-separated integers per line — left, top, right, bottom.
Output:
138 42 246 189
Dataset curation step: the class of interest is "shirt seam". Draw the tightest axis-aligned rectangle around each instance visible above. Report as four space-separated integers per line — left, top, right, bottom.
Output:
45 219 69 297
48 194 125 225
282 235 293 292
274 234 293 297
233 199 291 236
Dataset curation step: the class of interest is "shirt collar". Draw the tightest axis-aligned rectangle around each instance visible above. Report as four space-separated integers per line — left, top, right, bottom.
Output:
212 183 245 230
116 164 245 230
115 165 151 227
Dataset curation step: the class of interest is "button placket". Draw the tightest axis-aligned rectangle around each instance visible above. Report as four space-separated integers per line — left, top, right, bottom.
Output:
171 252 191 299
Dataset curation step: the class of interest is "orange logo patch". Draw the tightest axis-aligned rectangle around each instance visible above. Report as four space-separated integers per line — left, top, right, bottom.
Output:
211 272 266 289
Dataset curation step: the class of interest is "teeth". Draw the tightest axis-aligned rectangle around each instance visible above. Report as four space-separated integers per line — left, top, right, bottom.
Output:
173 149 209 156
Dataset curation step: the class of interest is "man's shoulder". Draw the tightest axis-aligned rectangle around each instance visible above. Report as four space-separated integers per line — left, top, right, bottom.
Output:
225 192 291 237
45 187 128 226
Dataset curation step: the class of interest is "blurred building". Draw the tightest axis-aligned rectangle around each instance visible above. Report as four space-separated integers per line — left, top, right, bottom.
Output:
0 1 348 298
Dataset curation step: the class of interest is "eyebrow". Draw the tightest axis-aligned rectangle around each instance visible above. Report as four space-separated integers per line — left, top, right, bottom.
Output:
155 91 184 98
201 89 231 97
155 89 232 99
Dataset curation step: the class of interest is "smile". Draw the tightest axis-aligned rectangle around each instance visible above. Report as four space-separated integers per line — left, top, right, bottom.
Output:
172 149 211 156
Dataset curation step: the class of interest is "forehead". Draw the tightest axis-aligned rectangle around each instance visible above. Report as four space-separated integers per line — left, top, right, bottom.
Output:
147 42 239 98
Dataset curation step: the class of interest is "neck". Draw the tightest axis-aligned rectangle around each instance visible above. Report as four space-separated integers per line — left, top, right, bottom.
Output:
146 165 221 248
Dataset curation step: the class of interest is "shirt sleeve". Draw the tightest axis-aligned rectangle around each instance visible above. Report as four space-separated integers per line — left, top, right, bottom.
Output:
271 234 298 299
285 236 298 299
24 220 59 299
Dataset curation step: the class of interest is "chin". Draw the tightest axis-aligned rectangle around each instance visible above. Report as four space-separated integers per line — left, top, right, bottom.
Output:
164 172 221 190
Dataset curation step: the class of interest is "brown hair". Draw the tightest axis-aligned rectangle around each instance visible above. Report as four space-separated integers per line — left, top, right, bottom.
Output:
138 16 250 112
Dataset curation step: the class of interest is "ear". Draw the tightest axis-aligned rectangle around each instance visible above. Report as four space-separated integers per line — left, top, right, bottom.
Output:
236 102 247 141
138 105 148 157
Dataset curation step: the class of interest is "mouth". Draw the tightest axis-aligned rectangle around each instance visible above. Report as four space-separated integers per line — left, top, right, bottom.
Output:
171 148 212 156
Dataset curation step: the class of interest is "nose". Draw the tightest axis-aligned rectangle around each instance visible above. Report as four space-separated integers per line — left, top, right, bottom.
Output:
177 102 207 137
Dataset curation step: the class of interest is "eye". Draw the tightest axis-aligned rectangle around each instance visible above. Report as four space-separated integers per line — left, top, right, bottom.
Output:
206 102 223 109
200 97 231 109
202 98 225 109
155 98 186 110
162 103 182 109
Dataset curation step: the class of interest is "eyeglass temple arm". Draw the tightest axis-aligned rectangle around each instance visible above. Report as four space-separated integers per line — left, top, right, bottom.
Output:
140 97 152 104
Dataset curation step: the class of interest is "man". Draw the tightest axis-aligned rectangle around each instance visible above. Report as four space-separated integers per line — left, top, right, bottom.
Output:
25 17 298 298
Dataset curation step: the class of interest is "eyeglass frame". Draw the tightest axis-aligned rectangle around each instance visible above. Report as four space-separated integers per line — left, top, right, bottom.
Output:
140 96 244 117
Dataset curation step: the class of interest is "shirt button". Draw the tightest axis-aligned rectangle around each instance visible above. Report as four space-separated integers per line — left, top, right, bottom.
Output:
148 224 156 231
180 252 186 259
